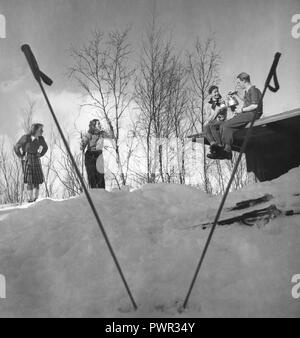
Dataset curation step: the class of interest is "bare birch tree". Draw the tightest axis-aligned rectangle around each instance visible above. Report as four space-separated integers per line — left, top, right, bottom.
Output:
70 28 135 188
134 16 189 184
0 137 23 204
42 129 58 198
51 133 83 197
187 36 221 193
20 99 36 134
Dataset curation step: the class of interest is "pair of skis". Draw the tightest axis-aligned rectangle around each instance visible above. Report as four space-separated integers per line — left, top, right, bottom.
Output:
21 44 281 312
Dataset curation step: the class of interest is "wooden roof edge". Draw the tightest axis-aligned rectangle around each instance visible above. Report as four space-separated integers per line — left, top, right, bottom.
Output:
248 108 300 128
188 108 300 141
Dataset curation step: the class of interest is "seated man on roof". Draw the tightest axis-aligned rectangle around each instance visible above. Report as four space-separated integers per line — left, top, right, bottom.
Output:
208 72 263 160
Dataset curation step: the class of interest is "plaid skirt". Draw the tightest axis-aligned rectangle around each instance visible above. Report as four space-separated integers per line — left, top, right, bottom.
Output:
23 153 44 185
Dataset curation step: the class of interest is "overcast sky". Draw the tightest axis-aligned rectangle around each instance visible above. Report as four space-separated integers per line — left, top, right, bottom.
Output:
0 0 299 141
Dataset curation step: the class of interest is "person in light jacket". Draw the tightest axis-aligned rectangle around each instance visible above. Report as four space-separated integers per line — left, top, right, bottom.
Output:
14 123 48 202
80 119 113 189
203 85 227 156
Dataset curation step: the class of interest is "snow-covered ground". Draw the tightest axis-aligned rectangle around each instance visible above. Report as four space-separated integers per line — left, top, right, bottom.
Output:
0 167 300 318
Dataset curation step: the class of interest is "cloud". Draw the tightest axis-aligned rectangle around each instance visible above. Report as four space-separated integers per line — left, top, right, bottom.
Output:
1 84 133 146
22 89 98 138
0 65 28 93
0 76 24 93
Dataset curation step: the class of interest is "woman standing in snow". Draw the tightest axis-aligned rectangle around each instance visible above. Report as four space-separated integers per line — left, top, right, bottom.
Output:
14 123 48 202
81 119 113 189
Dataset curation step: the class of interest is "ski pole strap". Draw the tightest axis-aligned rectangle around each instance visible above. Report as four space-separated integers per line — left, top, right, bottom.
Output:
266 52 281 92
267 71 279 92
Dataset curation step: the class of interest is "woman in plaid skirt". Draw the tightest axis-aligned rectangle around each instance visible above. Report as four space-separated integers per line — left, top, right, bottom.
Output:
14 123 48 202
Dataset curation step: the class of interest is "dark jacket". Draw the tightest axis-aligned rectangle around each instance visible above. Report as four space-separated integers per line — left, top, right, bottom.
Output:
14 135 48 158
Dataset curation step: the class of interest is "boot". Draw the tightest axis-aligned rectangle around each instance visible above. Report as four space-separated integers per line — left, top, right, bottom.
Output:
210 143 223 154
27 189 34 203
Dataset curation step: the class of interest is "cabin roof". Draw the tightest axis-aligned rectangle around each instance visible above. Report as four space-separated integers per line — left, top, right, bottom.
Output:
191 108 300 182
234 107 300 147
246 108 300 128
192 108 300 147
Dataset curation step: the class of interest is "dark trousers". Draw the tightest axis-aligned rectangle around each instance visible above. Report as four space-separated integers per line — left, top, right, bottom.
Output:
85 151 105 189
203 120 223 145
221 111 259 150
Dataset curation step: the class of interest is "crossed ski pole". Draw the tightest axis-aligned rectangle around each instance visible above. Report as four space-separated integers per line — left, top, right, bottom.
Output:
80 131 86 189
20 158 25 204
21 44 138 311
80 132 84 177
181 52 281 311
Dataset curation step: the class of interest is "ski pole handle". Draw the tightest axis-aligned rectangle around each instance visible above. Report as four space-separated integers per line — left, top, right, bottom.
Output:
21 44 53 86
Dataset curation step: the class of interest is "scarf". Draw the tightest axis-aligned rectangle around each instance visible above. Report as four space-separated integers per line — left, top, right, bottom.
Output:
208 95 222 110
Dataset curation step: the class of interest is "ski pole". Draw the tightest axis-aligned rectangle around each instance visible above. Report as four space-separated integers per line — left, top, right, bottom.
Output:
20 158 25 204
81 150 84 188
21 44 138 311
80 132 85 181
182 52 281 310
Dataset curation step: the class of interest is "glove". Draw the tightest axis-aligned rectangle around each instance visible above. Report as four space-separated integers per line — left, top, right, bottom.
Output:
80 142 86 151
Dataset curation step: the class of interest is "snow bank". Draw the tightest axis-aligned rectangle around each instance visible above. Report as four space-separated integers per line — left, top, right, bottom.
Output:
0 168 300 317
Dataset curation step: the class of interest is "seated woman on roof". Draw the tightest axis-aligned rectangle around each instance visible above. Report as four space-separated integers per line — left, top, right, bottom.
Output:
203 85 228 157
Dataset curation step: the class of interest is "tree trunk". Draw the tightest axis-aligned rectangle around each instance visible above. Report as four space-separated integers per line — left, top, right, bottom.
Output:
158 143 164 182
